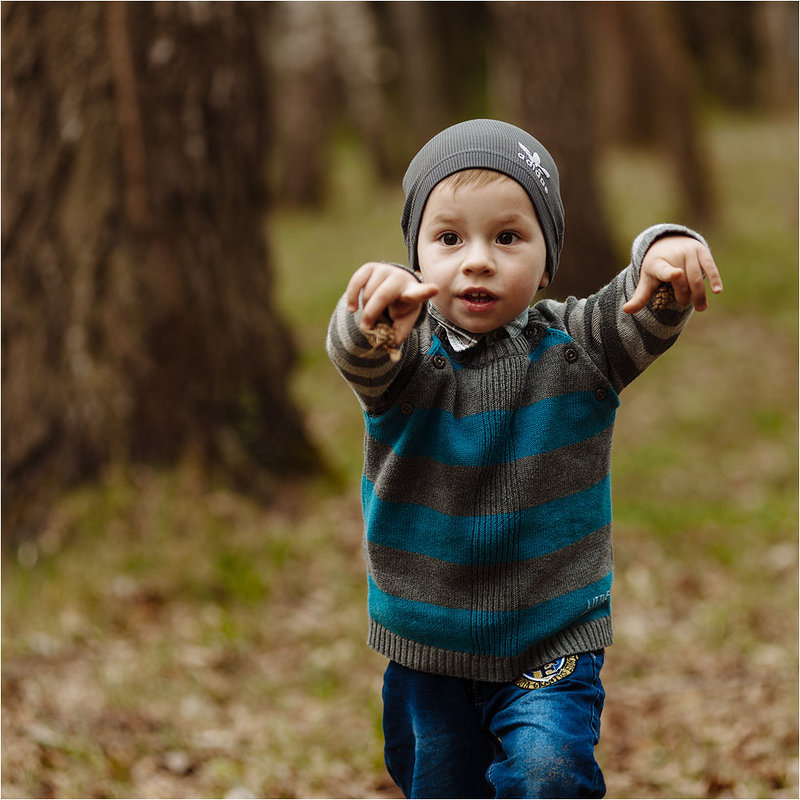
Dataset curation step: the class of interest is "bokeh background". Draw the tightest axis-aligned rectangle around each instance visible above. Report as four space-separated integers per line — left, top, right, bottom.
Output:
2 2 797 798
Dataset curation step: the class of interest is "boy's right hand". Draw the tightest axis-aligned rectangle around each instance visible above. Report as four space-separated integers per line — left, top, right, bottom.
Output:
346 262 439 345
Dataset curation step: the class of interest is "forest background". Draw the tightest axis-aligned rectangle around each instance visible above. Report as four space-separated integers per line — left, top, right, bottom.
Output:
2 2 798 798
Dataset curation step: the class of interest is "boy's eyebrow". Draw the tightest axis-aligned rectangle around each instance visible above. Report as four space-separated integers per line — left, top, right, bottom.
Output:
423 210 532 227
493 211 532 226
423 211 461 225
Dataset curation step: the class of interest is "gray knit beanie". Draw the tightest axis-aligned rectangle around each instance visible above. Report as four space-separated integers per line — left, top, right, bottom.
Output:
401 119 564 280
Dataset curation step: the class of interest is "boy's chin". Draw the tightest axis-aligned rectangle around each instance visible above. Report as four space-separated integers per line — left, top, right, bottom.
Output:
458 317 511 335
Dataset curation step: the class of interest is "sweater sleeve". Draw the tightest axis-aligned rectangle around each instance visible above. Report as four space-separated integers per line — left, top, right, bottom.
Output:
537 223 709 393
326 293 417 411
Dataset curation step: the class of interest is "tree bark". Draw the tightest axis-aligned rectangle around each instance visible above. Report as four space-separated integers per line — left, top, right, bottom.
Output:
2 1 317 540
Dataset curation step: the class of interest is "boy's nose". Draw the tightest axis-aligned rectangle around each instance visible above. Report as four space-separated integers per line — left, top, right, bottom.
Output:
461 240 496 275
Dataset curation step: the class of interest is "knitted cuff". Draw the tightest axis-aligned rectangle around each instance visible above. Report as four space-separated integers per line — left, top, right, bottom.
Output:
630 223 710 279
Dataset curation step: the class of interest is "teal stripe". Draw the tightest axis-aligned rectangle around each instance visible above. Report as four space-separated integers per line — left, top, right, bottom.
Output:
362 473 612 565
529 327 572 363
428 336 463 370
367 572 612 658
366 390 618 466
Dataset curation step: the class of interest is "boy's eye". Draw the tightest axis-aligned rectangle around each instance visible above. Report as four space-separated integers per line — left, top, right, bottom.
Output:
497 231 518 245
441 232 460 246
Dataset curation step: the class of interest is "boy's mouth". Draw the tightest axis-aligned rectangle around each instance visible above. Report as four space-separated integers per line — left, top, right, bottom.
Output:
459 289 497 310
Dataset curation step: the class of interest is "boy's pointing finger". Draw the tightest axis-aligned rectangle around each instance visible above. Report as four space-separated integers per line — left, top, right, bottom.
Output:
399 282 439 306
700 250 723 294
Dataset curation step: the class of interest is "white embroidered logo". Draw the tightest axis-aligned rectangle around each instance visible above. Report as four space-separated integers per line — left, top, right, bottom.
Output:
586 589 611 612
518 142 550 194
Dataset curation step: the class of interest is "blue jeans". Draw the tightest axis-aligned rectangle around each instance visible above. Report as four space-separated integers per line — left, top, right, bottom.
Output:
382 652 606 799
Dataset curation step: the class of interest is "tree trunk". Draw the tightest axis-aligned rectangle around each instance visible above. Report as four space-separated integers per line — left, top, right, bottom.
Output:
754 1 799 112
267 2 391 205
678 2 763 111
266 2 336 206
383 2 448 160
2 1 317 540
606 2 713 226
489 2 618 299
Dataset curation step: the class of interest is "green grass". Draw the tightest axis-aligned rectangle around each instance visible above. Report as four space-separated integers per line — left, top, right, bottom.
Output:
3 112 797 799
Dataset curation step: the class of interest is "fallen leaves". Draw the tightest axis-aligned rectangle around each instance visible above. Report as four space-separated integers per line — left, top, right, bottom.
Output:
2 416 797 799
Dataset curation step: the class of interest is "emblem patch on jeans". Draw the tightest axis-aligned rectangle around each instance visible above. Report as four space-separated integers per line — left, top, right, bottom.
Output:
514 654 578 690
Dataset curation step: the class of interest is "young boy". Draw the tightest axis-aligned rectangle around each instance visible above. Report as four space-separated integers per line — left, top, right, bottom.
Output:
326 119 722 799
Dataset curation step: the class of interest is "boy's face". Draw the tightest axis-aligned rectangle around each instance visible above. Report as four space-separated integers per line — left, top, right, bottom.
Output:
417 174 549 334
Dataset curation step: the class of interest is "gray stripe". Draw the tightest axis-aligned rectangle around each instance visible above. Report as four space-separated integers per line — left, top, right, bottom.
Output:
327 299 402 397
364 425 614 515
541 265 691 394
366 524 612 611
368 615 613 683
423 345 611 418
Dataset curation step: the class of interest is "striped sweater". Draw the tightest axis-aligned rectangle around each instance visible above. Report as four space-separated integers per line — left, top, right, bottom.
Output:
327 224 701 682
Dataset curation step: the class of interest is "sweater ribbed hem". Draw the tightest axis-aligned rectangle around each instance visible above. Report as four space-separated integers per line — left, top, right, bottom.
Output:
368 616 613 682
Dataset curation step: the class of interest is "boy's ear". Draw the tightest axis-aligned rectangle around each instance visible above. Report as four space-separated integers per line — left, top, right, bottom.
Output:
539 272 551 289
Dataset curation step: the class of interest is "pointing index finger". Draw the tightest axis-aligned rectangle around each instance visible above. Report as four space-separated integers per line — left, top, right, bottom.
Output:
700 250 724 294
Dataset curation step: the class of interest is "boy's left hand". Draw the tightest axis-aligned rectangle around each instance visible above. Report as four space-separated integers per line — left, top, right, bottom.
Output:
623 236 723 314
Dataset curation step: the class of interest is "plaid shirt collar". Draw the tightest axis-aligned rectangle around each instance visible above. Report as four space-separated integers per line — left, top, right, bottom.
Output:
428 304 529 352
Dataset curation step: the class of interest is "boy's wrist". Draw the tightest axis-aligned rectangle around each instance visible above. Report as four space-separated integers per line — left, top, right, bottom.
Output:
631 224 709 275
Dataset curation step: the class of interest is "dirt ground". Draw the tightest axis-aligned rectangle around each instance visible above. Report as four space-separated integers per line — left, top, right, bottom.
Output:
2 481 797 800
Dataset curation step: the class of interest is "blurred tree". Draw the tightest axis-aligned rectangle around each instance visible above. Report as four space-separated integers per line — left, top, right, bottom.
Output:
488 2 618 299
2 2 317 541
753 1 799 112
380 1 491 153
678 1 798 113
430 2 493 123
588 2 713 226
266 2 493 205
382 2 448 154
678 2 763 110
266 1 391 206
264 3 334 207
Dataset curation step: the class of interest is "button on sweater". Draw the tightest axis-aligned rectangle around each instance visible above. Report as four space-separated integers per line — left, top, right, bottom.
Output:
327 224 704 681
